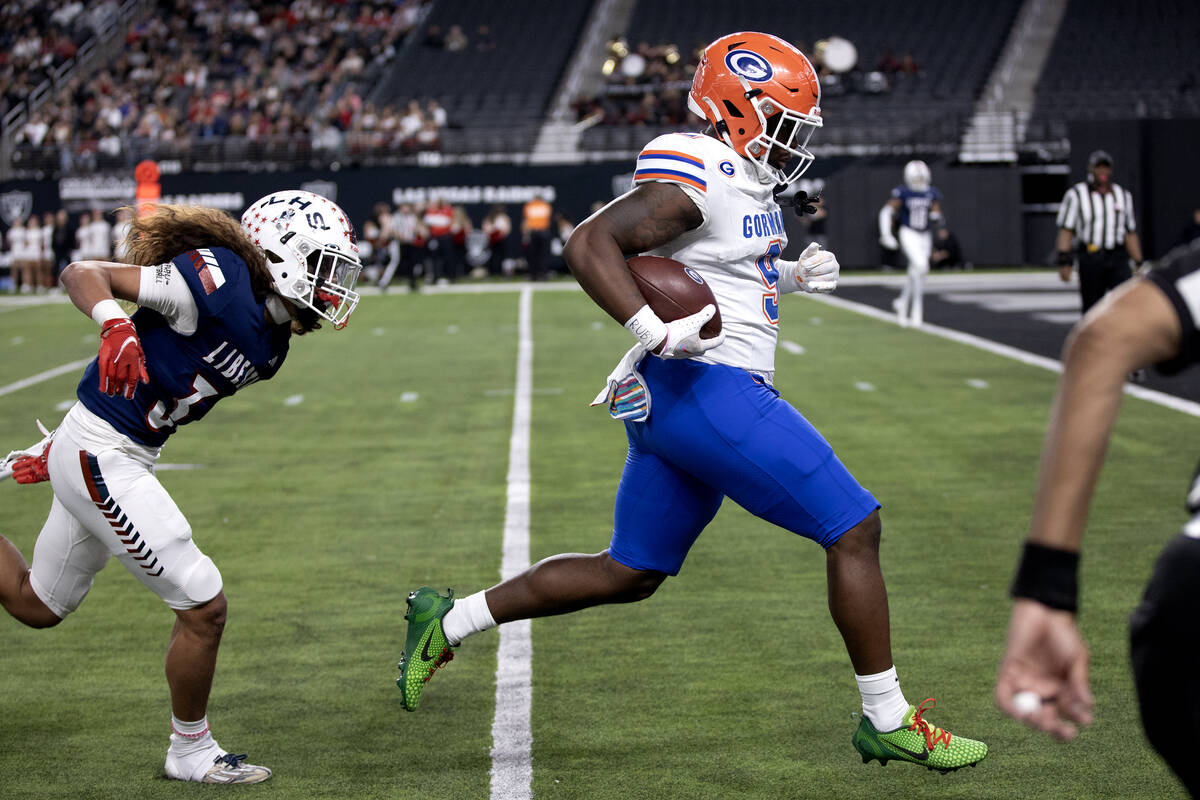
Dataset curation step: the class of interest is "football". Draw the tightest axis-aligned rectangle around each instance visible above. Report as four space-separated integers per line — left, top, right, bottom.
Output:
626 255 722 338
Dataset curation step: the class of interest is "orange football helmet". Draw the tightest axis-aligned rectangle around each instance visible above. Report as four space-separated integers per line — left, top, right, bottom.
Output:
688 32 823 185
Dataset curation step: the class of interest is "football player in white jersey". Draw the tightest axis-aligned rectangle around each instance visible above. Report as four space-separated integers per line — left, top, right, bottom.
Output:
397 32 987 772
0 192 361 784
880 160 943 327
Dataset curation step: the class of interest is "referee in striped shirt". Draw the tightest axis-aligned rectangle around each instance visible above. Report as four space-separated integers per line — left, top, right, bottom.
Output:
1056 150 1144 313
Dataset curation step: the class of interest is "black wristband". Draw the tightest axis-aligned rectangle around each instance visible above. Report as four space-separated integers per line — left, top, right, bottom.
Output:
1056 251 1073 267
1010 542 1080 612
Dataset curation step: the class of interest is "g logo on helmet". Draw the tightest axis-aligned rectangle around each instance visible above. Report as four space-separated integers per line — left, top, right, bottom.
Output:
724 49 773 82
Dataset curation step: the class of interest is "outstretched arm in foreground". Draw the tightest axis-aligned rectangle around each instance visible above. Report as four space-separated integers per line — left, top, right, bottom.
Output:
996 279 1180 739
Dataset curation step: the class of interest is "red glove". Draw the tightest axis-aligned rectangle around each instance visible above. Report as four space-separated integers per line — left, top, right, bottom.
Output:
98 318 149 399
11 441 51 484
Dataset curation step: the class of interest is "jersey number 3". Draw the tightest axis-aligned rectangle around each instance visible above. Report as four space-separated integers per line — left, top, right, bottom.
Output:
755 240 782 324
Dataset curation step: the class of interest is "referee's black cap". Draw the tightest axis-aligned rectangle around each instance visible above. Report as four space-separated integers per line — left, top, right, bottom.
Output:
1088 150 1114 169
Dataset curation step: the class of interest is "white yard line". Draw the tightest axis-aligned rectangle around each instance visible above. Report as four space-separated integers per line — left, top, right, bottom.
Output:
490 286 534 800
804 293 1200 418
0 358 92 399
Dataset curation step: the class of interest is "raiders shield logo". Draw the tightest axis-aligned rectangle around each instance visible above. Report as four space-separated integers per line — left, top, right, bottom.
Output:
0 191 32 226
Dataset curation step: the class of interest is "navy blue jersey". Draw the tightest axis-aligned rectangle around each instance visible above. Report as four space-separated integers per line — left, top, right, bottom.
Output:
891 185 942 232
77 247 291 446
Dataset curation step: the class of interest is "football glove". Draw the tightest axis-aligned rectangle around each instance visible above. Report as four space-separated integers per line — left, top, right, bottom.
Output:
656 305 725 359
98 318 149 399
11 441 51 484
797 242 839 293
880 234 899 251
1 419 54 484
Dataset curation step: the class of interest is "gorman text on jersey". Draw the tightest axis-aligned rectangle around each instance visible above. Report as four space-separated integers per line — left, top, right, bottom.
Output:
743 210 785 239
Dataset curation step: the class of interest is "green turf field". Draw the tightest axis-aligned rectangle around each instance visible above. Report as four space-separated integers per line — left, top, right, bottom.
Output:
0 286 1192 799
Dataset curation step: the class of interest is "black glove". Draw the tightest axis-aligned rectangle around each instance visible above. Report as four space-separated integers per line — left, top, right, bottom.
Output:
1055 250 1073 267
790 190 821 217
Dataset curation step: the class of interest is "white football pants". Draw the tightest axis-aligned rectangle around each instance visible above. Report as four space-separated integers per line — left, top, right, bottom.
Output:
29 402 222 618
896 226 932 326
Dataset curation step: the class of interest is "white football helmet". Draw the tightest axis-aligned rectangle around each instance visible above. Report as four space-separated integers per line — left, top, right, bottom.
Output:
241 190 362 329
903 160 931 192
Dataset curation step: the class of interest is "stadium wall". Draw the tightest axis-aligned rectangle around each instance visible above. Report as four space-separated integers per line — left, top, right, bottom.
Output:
5 125 1194 268
1067 119 1200 258
0 161 1031 268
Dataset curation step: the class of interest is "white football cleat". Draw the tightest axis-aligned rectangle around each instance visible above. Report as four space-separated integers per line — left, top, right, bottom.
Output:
165 747 272 784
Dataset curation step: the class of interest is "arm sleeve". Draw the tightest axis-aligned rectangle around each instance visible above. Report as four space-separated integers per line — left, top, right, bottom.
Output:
776 258 803 294
878 204 894 239
137 263 200 335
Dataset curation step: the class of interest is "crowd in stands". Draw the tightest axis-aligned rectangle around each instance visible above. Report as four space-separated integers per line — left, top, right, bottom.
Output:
572 36 923 127
0 0 122 123
10 0 458 174
420 21 497 54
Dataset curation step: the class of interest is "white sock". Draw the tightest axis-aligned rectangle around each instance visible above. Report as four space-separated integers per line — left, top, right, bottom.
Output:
441 590 497 645
855 666 910 732
168 715 216 756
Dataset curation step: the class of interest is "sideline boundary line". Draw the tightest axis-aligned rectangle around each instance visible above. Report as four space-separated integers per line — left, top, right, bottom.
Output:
803 292 1200 418
489 287 534 800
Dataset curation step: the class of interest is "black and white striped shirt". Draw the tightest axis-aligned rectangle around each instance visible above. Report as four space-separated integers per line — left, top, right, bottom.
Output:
1056 181 1137 251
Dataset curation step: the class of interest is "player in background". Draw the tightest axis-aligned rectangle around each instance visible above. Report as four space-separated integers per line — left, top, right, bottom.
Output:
0 191 361 784
397 32 987 773
880 160 943 327
996 239 1200 795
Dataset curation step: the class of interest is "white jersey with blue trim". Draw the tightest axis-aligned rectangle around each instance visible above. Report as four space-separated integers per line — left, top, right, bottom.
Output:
633 132 787 373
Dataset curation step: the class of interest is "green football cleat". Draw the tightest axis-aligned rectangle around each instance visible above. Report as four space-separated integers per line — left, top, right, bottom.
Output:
396 587 456 711
851 697 987 773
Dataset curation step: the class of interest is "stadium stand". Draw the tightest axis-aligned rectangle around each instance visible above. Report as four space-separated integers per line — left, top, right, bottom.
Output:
4 0 593 175
577 0 1024 154
367 0 593 155
1026 0 1200 142
8 0 431 176
3 0 1198 178
1 1 126 129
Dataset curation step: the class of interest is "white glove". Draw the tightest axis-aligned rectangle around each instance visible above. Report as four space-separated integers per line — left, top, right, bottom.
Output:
797 242 839 293
880 234 899 250
624 304 725 358
658 304 724 358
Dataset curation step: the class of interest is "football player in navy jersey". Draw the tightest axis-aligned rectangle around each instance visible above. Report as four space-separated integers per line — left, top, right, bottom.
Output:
0 191 361 784
997 239 1200 795
880 160 943 327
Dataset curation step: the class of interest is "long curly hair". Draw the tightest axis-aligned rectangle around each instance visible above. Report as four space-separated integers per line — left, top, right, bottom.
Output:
119 204 320 334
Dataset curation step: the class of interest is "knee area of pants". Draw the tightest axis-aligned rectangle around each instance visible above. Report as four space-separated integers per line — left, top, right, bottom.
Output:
180 555 223 609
